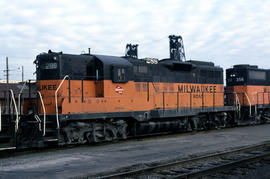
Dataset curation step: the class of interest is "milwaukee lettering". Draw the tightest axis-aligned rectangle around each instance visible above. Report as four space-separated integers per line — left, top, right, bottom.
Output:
178 85 217 93
40 84 57 90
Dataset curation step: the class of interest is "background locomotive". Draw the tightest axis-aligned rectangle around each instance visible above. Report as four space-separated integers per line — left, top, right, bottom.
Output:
0 35 269 149
226 64 270 123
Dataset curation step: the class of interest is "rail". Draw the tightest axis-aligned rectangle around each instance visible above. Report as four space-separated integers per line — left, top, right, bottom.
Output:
234 92 241 114
37 91 46 136
9 90 19 133
244 92 251 116
151 82 159 93
98 142 270 179
0 105 1 132
232 91 270 117
149 83 241 111
34 115 42 131
55 75 69 129
17 82 26 115
255 92 257 115
159 91 237 112
256 92 270 106
251 92 257 116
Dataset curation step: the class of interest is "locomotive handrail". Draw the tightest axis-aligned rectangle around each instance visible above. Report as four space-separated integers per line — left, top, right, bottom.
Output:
233 92 241 114
254 92 257 115
151 82 159 93
34 115 42 131
159 91 227 111
55 75 69 129
244 92 251 116
0 105 1 132
256 92 270 105
37 91 46 136
9 89 19 133
18 82 27 115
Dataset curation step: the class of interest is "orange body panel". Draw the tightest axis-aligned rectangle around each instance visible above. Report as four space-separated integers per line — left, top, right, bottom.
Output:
226 85 270 106
38 80 224 115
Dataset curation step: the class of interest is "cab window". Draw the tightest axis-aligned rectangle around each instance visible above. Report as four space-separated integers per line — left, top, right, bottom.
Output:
112 66 128 83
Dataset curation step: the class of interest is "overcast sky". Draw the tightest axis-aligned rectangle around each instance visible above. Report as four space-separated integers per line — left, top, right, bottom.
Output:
0 0 269 80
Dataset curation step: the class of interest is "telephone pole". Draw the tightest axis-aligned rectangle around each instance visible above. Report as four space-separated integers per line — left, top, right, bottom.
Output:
21 66 24 82
5 57 9 113
6 57 9 84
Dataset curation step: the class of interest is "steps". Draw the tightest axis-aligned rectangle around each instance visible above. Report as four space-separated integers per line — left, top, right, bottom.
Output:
15 114 59 148
43 117 59 144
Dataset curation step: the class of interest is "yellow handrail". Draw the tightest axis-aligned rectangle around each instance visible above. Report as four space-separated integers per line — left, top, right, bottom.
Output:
55 75 69 129
9 89 19 132
37 91 46 136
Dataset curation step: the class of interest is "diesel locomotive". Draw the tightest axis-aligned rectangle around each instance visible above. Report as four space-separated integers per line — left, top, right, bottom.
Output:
226 64 270 123
0 35 269 149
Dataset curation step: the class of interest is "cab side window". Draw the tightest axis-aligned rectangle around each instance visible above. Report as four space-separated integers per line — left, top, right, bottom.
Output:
117 68 126 81
113 66 128 83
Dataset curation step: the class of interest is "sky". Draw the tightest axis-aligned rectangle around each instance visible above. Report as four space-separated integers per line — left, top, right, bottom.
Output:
0 0 269 81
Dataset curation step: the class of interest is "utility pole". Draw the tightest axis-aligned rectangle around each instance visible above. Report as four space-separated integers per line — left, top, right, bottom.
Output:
6 57 9 84
5 57 9 114
21 66 24 82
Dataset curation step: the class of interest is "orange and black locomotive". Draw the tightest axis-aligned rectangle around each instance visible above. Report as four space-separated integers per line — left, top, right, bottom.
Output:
16 35 236 147
0 35 269 149
226 64 270 123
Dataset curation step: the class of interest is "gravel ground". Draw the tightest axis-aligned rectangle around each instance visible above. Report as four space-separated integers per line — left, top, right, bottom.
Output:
1 124 270 179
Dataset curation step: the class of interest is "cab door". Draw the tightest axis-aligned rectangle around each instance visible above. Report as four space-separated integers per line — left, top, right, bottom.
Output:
87 59 104 97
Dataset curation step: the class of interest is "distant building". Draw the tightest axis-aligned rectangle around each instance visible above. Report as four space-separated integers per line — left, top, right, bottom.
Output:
0 82 36 114
0 80 22 83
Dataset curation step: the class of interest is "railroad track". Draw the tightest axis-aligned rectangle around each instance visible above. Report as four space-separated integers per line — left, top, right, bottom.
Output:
97 141 270 179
